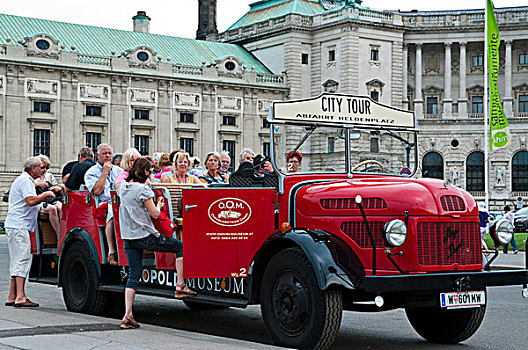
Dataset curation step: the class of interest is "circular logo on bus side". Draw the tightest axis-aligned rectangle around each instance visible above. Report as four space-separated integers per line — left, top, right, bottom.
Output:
208 198 252 227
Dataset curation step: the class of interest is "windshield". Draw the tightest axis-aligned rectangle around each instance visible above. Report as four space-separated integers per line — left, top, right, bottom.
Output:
272 125 417 176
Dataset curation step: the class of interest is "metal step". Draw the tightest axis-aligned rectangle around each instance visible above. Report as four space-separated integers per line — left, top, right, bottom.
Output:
98 284 249 307
29 276 58 285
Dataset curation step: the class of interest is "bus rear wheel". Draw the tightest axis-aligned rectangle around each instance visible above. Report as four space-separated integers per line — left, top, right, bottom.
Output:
61 241 107 315
260 248 342 350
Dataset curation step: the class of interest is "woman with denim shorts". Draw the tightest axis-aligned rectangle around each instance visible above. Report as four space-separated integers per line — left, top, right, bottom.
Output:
118 157 196 329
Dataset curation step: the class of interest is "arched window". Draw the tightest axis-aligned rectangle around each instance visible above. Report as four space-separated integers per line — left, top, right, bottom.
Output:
466 151 484 191
422 152 443 179
512 151 528 191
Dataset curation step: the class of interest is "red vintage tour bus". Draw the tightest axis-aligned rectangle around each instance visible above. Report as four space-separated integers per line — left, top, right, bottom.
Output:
29 93 528 350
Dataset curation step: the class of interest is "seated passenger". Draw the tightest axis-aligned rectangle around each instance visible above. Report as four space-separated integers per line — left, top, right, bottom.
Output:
160 152 201 184
286 151 302 173
254 154 274 174
112 154 122 167
64 147 96 191
118 157 196 329
219 151 232 177
199 152 229 184
115 148 141 191
153 153 172 183
239 148 255 165
36 154 63 239
188 156 205 178
84 143 122 266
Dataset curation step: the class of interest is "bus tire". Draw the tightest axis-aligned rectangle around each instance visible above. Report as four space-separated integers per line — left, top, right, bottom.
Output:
260 248 342 350
61 241 107 315
405 290 486 344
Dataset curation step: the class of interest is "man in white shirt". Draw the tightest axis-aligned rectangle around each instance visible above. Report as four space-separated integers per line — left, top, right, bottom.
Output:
5 157 55 308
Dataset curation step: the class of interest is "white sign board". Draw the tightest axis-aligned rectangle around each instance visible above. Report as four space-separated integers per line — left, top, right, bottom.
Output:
272 93 416 129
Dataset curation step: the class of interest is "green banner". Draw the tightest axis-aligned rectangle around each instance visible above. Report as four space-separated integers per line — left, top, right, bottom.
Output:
487 0 511 151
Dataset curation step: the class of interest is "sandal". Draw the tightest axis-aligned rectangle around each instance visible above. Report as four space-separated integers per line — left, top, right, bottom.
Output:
120 317 140 329
174 283 197 298
107 253 118 266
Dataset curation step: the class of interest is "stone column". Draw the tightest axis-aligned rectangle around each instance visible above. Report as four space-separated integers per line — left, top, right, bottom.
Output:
504 40 513 117
402 43 409 110
414 43 423 117
443 43 452 118
458 42 467 118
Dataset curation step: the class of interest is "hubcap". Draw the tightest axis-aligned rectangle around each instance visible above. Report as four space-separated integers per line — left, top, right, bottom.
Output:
271 271 311 335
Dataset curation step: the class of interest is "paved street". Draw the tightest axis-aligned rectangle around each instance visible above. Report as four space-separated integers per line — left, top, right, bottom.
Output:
1 234 527 349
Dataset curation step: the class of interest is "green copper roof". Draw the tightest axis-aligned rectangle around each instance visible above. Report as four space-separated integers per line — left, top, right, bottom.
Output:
0 13 271 74
229 0 325 30
228 0 367 30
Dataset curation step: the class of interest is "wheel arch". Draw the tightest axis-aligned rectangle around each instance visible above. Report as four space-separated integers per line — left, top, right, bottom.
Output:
58 228 101 287
249 229 362 303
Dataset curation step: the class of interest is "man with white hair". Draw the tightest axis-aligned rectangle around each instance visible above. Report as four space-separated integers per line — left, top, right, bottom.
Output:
84 143 122 266
219 151 232 176
5 157 55 308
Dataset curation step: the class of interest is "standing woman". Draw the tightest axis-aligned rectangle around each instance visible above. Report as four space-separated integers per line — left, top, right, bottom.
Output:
160 152 200 184
199 152 229 184
118 158 196 329
115 148 141 191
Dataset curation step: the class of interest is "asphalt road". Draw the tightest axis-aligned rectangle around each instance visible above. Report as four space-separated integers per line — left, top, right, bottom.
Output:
1 234 527 349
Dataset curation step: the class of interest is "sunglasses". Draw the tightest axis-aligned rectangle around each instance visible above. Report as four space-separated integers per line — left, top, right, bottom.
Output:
40 166 50 170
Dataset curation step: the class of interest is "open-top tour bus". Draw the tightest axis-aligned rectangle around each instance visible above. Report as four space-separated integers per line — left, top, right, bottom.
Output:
29 93 528 350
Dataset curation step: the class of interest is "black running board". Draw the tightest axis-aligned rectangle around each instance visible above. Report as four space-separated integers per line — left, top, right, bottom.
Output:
98 284 249 308
29 276 58 285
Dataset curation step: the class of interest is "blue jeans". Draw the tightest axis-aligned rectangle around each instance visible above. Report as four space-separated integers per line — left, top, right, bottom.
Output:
503 233 518 253
124 234 183 289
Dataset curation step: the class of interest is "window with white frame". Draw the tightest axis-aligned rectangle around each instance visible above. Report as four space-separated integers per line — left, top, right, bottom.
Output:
180 137 194 156
134 135 149 155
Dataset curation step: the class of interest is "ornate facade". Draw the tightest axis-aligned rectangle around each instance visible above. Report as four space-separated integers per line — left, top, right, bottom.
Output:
0 12 287 220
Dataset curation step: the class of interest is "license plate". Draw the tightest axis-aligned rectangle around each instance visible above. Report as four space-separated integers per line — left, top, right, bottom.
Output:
440 291 486 309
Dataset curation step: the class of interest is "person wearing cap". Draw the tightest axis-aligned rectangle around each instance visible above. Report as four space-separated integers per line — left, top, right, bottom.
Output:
478 202 490 250
286 151 302 173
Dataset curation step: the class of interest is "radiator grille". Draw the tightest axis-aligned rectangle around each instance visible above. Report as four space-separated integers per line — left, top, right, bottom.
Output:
341 221 384 247
440 195 466 211
417 222 481 266
322 197 387 210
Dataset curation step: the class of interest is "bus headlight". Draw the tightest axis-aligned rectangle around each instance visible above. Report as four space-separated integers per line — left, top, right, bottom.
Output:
492 219 513 245
383 219 407 247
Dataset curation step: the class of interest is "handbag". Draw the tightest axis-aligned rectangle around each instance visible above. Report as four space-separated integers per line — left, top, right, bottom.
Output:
152 211 176 238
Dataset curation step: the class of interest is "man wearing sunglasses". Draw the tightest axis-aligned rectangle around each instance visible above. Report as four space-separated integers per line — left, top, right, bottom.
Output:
4 157 55 308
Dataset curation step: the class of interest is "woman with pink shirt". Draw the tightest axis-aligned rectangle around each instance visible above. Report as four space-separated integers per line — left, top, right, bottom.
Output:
115 148 141 191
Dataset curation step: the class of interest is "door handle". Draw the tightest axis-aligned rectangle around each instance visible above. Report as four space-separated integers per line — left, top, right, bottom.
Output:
185 205 197 211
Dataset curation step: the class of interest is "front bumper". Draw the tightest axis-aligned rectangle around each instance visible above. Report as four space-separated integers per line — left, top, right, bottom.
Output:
364 269 528 293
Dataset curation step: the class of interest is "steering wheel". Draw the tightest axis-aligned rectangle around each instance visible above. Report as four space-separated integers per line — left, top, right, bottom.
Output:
352 160 385 172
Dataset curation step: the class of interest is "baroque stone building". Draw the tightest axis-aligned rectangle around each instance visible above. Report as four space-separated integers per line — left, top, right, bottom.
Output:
215 0 528 210
0 11 287 220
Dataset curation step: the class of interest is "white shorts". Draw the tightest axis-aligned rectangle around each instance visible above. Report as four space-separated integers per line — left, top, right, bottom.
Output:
480 227 487 240
6 227 33 278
